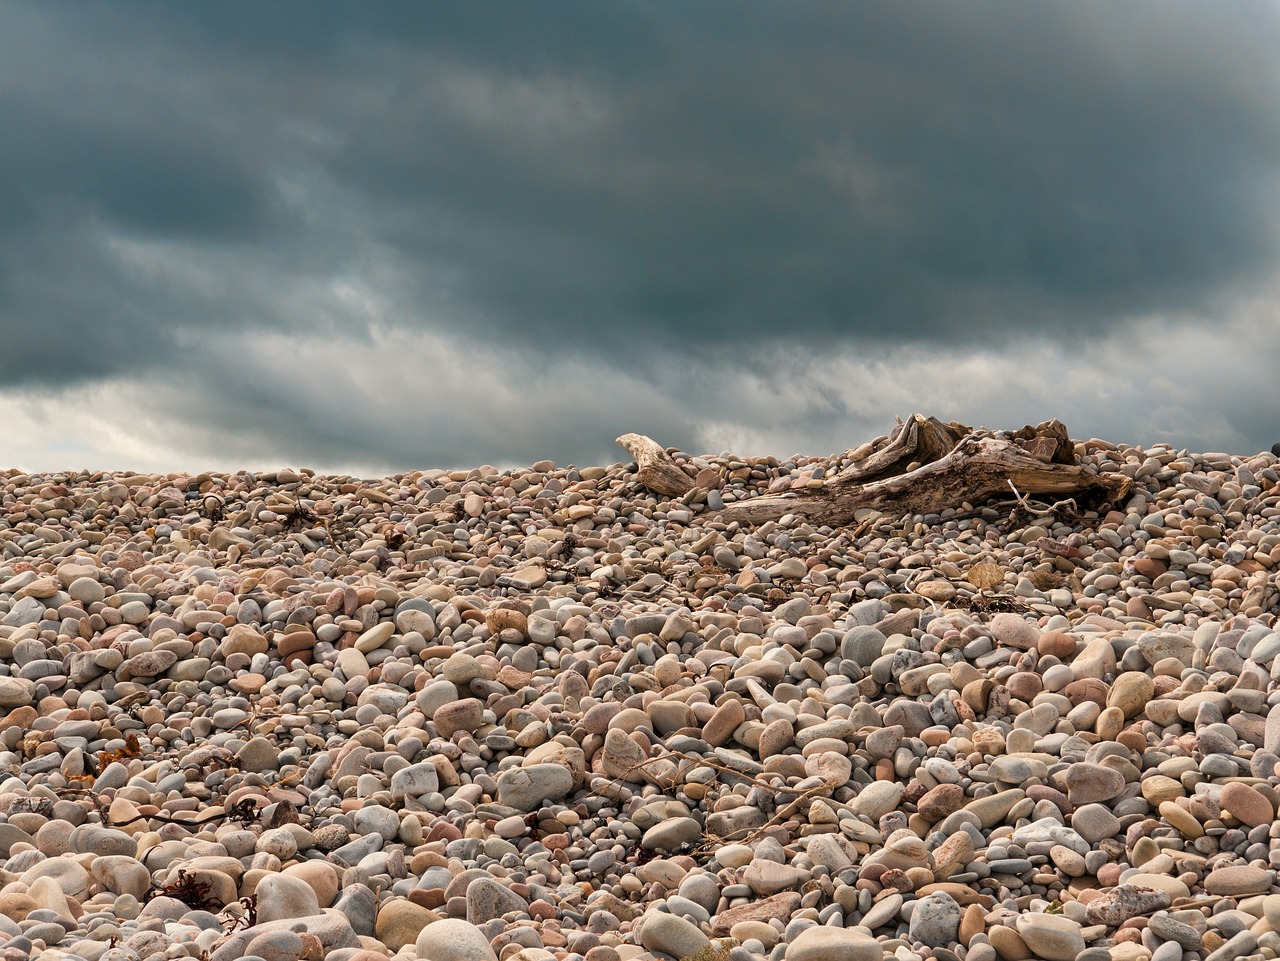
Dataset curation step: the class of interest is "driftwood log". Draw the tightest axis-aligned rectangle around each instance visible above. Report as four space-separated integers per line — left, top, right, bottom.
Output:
616 433 695 496
618 415 1132 528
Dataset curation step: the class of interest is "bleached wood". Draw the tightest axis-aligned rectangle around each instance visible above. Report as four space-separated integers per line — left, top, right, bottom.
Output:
616 433 695 496
716 417 1131 527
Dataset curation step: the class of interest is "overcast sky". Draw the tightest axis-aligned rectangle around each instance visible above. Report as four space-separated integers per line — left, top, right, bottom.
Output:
3 1 1280 476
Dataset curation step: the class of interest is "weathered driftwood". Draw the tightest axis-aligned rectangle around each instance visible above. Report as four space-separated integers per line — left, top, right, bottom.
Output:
616 433 694 496
716 415 1132 528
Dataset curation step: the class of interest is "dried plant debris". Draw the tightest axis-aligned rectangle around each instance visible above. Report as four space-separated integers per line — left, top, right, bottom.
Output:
967 561 1006 591
145 869 222 913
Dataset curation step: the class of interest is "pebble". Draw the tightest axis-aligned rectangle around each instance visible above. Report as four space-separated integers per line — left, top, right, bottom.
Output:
1015 914 1087 961
638 911 709 959
910 891 962 947
1085 885 1172 926
1203 865 1275 896
0 431 1278 961
415 918 498 961
1219 781 1274 826
785 925 881 961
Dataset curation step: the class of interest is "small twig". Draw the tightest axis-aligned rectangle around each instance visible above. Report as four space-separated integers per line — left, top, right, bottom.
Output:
1006 481 1079 519
1007 481 1055 516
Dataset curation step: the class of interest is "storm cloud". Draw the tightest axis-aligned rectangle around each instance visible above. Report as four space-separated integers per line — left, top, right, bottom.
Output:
3 1 1279 474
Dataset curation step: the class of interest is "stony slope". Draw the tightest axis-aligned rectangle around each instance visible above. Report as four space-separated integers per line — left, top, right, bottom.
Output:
0 436 1279 961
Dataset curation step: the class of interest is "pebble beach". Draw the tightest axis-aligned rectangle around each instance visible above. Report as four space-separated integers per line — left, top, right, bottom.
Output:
3 429 1280 961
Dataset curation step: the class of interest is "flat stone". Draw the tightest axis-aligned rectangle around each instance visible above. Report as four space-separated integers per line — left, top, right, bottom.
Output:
0 677 36 708
20 858 90 899
1107 672 1155 719
639 911 709 959
861 892 904 930
742 861 809 896
786 925 881 961
932 831 972 879
1265 703 1280 754
642 817 703 853
1219 782 1274 827
466 877 528 925
1263 894 1280 931
841 627 887 667
990 612 1040 650
1015 914 1086 961
208 914 358 961
355 621 395 652
1203 865 1275 896
1085 885 1171 926
703 699 746 747
1062 762 1125 805
918 783 965 822
964 790 1027 828
711 892 801 936
1070 804 1121 845
68 825 137 858
118 649 177 680
87 856 150 900
1147 915 1202 950
600 728 647 781
495 764 574 811
1158 801 1204 838
390 761 441 800
254 873 321 923
373 900 440 957
850 781 904 820
806 834 855 873
434 698 484 737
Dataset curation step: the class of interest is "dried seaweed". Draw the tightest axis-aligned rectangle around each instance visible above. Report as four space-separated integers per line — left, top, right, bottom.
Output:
145 869 223 912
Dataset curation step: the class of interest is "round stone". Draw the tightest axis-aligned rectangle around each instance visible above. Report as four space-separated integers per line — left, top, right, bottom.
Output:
1219 782 1274 827
786 925 881 961
1015 914 1086 961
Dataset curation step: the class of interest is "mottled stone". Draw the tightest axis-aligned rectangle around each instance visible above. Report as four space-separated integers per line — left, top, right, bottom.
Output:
786 925 882 961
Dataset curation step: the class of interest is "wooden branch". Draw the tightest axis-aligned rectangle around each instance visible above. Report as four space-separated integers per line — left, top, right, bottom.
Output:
716 418 1131 528
830 415 969 484
616 433 694 496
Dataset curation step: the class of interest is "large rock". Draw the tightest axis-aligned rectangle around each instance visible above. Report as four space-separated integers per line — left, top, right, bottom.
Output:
495 764 574 811
989 612 1040 650
850 781 904 820
1015 914 1086 961
786 926 881 961
641 817 703 853
1220 782 1274 827
1107 672 1155 719
376 899 438 952
391 761 441 800
1203 865 1275 896
415 918 498 961
1061 762 1125 805
909 891 961 947
465 878 528 925
638 911 709 959
433 698 484 737
0 677 35 708
841 626 887 666
1085 885 1171 926
209 914 358 961
711 892 801 936
600 728 648 781
254 874 321 924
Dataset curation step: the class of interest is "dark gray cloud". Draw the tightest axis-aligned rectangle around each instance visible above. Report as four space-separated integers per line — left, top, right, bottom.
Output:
2 1 1279 470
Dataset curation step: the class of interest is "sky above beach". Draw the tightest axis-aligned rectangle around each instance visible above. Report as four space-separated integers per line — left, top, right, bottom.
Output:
3 1 1280 475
